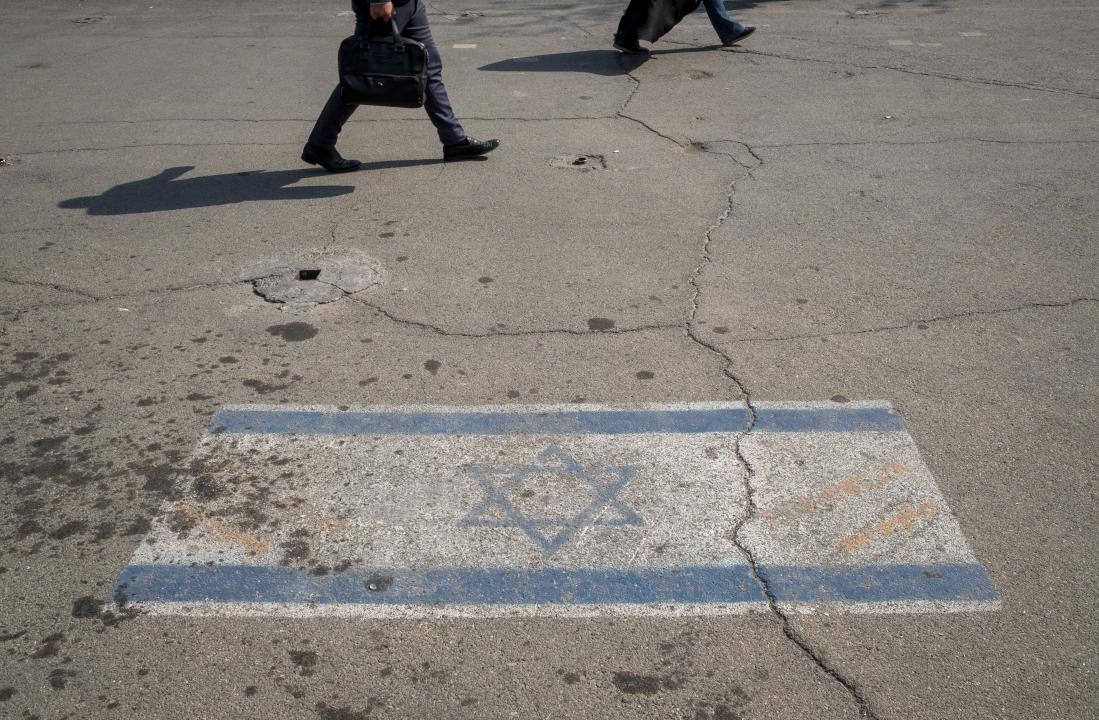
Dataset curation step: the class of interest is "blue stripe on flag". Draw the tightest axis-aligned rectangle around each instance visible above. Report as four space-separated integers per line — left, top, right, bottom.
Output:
114 563 995 606
210 406 904 435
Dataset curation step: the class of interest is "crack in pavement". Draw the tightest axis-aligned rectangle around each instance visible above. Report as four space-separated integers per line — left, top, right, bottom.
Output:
612 59 762 170
685 140 757 170
733 45 1099 100
561 18 596 38
660 33 1096 99
667 100 1088 713
755 138 1099 149
0 276 244 315
615 58 689 147
346 295 682 337
616 61 645 113
324 214 347 254
618 111 687 147
320 67 761 338
136 280 243 297
673 134 883 718
721 297 1099 344
3 19 1090 718
719 372 883 719
0 275 101 302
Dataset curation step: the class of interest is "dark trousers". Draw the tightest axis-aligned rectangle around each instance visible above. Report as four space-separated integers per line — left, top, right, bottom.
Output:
615 0 650 40
307 0 465 149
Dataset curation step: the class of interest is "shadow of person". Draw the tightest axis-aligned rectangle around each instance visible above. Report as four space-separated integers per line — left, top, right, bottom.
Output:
58 166 360 215
479 50 651 77
57 161 432 216
479 45 719 76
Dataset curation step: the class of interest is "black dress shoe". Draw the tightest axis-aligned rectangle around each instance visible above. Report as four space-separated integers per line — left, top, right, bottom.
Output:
720 25 756 49
443 137 500 162
613 34 649 54
301 143 362 173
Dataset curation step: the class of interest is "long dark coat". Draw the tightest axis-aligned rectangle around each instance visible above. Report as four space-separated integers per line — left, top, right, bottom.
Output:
616 0 703 43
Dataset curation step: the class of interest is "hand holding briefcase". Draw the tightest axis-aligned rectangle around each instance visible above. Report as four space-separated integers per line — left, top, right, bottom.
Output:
338 20 428 109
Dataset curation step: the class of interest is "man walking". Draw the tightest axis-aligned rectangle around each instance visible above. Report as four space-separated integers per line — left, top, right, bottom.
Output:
303 0 499 173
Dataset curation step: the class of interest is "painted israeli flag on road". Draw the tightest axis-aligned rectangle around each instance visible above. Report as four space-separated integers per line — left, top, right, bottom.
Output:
115 403 998 616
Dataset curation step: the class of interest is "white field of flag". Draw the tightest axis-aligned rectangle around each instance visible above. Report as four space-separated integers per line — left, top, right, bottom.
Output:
114 403 999 618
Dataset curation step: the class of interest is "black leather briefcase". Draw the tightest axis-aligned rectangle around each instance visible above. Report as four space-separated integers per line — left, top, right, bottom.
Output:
338 20 427 109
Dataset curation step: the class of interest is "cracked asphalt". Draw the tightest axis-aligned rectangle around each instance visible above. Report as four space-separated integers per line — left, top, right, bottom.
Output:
1 0 1097 718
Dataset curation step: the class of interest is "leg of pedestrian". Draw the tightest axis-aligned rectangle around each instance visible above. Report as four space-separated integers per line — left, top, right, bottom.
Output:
397 0 499 161
613 0 652 55
302 85 363 173
614 0 709 54
701 0 756 49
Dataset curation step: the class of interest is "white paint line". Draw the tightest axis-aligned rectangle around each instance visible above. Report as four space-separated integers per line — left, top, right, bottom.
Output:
136 601 768 618
888 40 914 46
780 599 1002 615
453 43 478 49
960 31 987 37
132 599 1001 618
212 400 888 414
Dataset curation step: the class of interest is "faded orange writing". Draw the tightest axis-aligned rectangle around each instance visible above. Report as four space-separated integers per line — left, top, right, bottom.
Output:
838 501 941 552
171 503 270 556
758 463 911 524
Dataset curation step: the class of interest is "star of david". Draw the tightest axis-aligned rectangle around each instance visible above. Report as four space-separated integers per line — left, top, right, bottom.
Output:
460 444 643 554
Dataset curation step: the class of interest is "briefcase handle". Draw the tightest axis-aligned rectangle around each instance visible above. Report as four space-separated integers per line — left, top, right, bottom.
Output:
363 18 405 51
386 19 405 51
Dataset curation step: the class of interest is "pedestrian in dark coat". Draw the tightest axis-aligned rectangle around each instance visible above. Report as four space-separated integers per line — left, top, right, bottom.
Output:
613 0 755 54
613 0 699 54
303 0 499 173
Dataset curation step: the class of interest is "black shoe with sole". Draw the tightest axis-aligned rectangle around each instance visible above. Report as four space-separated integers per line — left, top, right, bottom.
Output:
443 137 500 162
720 25 756 49
613 34 649 54
301 143 362 173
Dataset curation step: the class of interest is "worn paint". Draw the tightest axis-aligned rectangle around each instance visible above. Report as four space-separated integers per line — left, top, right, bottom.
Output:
117 403 998 616
759 463 911 524
839 501 941 552
172 503 270 556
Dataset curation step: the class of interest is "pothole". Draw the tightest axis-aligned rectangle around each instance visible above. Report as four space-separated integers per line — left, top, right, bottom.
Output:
551 154 607 171
687 69 713 80
0 157 15 167
238 248 384 312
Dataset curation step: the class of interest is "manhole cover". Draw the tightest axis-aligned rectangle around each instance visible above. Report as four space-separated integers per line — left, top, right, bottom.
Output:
238 248 383 311
551 154 607 171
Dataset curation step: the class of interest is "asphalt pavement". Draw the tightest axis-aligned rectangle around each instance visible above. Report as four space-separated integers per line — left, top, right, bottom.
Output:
1 1 1096 718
